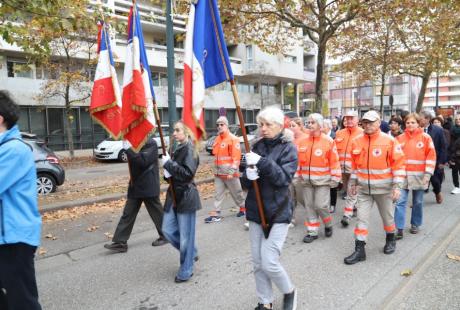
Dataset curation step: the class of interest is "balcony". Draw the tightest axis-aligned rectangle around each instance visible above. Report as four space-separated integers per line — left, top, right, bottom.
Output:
303 68 316 81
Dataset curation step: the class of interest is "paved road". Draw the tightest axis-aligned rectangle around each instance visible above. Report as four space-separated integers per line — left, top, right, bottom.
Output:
36 176 460 310
64 152 215 182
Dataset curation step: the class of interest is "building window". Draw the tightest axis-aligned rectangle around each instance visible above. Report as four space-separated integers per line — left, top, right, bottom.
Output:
284 55 297 63
152 72 160 86
6 59 33 78
246 45 253 70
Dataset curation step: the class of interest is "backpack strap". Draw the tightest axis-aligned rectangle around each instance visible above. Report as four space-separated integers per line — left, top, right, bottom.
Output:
0 138 33 151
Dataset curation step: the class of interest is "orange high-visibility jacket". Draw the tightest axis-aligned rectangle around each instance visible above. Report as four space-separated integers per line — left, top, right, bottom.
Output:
396 128 436 190
335 126 363 174
212 131 241 178
350 130 406 194
293 131 310 178
297 133 342 187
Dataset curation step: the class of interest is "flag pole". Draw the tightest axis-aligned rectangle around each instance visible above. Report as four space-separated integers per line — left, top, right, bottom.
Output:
206 0 269 237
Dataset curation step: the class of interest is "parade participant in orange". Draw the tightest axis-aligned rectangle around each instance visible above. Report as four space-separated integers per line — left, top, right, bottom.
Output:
298 113 341 243
205 116 246 223
344 111 405 265
394 113 436 238
335 110 363 227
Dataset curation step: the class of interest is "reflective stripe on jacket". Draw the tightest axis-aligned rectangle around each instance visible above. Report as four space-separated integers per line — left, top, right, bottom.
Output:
350 130 406 194
298 133 342 187
396 128 436 190
335 126 363 174
212 131 241 177
293 132 309 179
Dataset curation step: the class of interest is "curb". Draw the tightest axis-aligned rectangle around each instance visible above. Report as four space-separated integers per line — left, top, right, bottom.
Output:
39 177 215 214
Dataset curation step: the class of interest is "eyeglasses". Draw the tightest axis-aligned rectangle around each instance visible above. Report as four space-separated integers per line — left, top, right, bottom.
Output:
217 123 226 127
306 121 316 124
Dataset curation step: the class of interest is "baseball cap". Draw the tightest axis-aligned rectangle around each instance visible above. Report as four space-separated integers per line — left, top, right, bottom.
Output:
344 110 358 117
362 110 380 122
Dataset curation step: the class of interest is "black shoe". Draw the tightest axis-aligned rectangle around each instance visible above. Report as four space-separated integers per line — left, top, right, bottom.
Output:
174 273 193 283
396 229 404 240
194 256 199 262
152 237 168 246
325 227 333 237
255 303 273 310
303 234 318 243
410 225 419 234
341 216 350 227
341 192 347 200
344 240 366 265
104 242 127 253
352 207 357 218
383 233 396 254
283 288 297 310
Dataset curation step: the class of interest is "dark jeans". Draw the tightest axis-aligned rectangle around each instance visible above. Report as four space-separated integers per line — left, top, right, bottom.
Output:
430 168 444 194
0 243 41 310
452 165 460 188
330 187 337 207
113 197 164 243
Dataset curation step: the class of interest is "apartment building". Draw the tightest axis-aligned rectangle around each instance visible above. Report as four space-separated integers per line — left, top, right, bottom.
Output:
424 74 460 111
0 0 316 150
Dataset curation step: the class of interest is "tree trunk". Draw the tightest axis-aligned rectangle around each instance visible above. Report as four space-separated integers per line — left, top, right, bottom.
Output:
415 71 432 113
379 73 386 115
65 85 75 159
314 42 327 113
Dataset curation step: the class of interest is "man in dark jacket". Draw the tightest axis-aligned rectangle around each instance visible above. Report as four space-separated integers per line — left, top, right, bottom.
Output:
104 139 167 253
420 111 448 203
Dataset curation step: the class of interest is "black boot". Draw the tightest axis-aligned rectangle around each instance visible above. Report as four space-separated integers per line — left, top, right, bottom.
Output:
383 233 396 254
344 240 366 265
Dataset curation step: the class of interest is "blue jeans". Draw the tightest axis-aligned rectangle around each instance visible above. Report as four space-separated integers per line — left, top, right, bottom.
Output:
395 189 424 229
162 206 197 280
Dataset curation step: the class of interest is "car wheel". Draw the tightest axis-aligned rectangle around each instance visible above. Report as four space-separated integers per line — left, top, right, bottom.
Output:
118 149 128 162
37 173 56 195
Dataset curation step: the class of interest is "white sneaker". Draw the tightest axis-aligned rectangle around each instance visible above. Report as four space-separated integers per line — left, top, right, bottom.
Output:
243 222 249 230
451 187 460 194
288 222 295 229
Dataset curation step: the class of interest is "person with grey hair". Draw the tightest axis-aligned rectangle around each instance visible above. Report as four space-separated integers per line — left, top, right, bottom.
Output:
298 113 341 243
322 119 336 139
419 110 448 204
242 105 298 310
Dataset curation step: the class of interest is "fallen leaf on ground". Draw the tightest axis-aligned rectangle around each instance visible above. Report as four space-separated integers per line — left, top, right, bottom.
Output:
87 225 100 232
446 252 460 262
400 269 412 277
104 232 114 239
38 247 47 255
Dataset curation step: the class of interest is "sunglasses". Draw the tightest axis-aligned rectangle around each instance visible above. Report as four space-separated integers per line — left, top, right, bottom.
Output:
217 123 226 127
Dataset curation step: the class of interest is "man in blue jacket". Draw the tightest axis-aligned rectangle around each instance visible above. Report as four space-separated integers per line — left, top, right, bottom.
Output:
420 111 448 204
0 91 42 310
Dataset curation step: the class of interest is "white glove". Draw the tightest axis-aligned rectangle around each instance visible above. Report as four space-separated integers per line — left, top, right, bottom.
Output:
161 152 170 167
122 140 131 150
164 169 171 178
245 152 261 166
246 167 259 180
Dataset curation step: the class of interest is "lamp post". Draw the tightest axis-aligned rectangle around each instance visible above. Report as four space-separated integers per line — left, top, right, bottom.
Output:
435 59 440 113
166 0 177 131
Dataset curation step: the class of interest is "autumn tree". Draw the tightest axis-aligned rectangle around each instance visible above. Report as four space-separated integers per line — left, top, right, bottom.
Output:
329 0 401 115
1 0 106 157
393 0 460 112
216 0 370 113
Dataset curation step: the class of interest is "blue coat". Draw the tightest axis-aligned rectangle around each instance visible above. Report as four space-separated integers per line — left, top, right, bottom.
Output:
0 125 41 246
242 130 298 224
427 124 448 165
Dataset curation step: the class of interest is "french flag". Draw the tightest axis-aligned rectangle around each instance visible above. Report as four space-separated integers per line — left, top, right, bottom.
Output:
183 0 234 141
121 5 156 151
90 22 122 139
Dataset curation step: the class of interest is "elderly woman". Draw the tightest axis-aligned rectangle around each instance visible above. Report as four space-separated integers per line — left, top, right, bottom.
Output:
299 114 341 243
243 106 298 310
161 121 201 283
395 113 436 238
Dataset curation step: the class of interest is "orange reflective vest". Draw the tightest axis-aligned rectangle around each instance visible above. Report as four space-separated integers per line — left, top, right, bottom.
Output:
350 130 406 194
396 128 436 190
212 131 241 178
335 126 363 174
297 133 342 186
293 132 310 178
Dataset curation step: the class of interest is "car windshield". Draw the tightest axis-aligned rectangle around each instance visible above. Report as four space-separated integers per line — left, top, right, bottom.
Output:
229 125 257 136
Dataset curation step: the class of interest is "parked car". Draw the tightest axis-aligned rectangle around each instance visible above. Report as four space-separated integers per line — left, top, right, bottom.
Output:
205 123 259 154
21 133 66 195
94 125 170 162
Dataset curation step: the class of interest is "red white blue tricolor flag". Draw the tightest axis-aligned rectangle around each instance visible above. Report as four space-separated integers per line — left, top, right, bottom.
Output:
121 4 156 151
183 0 234 141
90 22 122 139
